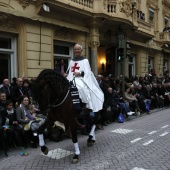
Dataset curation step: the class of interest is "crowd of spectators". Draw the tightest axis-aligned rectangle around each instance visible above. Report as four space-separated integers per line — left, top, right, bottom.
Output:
0 77 43 156
1 69 170 156
95 69 170 129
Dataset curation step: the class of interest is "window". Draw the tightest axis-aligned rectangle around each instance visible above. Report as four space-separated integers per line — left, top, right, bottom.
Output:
0 35 17 84
148 57 154 73
53 41 74 70
128 54 136 77
149 8 154 24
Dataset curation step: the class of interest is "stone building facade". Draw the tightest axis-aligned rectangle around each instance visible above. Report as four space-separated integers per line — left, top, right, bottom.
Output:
0 0 170 82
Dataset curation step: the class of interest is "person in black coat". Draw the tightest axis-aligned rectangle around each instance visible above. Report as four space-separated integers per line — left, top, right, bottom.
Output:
10 78 27 107
0 100 26 148
150 83 162 108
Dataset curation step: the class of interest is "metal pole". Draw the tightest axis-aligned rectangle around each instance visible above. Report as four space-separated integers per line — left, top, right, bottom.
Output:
122 39 126 99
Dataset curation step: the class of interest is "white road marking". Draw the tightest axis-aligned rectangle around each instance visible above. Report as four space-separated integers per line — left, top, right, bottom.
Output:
132 168 146 170
161 125 169 129
148 131 157 135
111 128 133 134
42 148 74 160
131 138 142 143
143 140 154 146
159 132 169 136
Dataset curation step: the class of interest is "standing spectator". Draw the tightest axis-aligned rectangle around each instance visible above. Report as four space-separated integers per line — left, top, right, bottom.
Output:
11 77 17 87
59 60 67 75
54 60 67 75
0 79 12 100
11 78 26 107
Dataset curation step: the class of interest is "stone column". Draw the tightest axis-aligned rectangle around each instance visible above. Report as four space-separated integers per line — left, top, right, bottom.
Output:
89 40 100 75
88 18 101 76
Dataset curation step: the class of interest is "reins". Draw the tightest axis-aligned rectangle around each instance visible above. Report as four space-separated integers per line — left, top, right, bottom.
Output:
42 88 70 115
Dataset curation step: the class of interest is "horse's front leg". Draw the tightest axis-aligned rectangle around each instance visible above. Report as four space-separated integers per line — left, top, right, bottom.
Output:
38 120 50 155
70 120 80 164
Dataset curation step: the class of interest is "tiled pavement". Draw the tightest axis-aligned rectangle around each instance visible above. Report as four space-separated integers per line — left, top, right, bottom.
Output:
0 108 170 170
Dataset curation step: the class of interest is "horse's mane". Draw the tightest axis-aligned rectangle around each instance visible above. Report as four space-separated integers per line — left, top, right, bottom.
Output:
36 69 69 89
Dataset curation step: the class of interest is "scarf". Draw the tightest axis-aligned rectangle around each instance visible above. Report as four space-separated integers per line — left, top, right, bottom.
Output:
72 56 85 61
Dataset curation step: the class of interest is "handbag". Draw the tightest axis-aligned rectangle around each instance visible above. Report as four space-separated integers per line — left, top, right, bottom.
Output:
117 113 124 123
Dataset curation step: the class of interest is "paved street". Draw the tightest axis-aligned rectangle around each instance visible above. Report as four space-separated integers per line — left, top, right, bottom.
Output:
1 108 170 170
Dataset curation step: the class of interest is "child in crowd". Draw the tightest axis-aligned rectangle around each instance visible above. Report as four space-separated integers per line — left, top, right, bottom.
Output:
26 104 37 120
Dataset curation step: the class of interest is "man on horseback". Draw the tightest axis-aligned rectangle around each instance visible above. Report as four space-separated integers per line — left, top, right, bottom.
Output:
35 44 104 164
64 43 104 113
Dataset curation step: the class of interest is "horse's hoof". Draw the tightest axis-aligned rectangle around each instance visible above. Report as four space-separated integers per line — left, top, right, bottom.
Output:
71 154 79 164
41 146 48 155
92 140 95 144
87 140 95 147
87 142 93 147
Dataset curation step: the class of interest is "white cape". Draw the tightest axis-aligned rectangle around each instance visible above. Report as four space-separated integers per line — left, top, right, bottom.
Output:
67 58 104 112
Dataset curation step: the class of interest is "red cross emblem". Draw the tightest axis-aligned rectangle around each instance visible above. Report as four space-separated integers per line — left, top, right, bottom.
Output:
71 63 80 72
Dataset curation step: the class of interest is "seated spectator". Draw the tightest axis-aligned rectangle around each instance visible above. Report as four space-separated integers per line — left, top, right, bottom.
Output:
150 83 163 108
0 100 26 148
23 79 32 100
134 84 148 113
26 104 37 120
124 86 141 116
104 87 120 122
133 76 139 87
0 79 12 100
138 84 151 113
130 84 145 113
16 95 37 148
157 84 165 107
113 88 135 116
0 92 7 111
162 84 170 106
0 117 8 156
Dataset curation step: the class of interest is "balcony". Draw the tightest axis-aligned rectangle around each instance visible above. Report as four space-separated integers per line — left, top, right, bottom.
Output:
159 32 170 43
34 0 155 39
136 19 154 38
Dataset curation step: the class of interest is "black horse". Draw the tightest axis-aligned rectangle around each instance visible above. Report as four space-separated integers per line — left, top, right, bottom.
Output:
32 69 99 163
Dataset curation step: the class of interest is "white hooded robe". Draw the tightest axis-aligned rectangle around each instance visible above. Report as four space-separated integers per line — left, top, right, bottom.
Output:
67 58 104 112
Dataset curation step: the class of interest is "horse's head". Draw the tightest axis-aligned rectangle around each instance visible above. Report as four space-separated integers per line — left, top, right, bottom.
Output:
32 69 70 115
